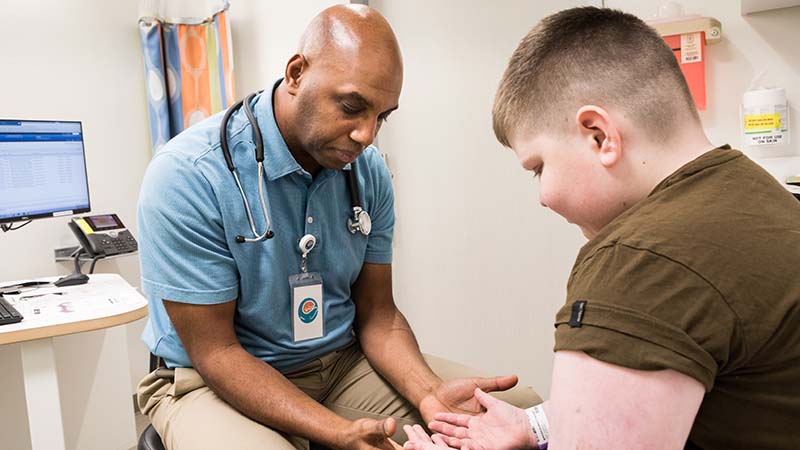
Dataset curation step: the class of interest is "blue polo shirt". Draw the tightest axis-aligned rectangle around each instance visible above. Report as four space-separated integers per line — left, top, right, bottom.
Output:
137 82 395 372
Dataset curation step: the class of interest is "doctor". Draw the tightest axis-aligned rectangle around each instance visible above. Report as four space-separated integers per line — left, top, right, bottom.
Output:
136 4 539 450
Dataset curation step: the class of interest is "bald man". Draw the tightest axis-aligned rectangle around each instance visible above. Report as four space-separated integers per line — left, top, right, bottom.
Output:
135 5 539 450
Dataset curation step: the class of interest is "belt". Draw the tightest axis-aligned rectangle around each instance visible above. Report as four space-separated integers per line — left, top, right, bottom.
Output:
151 353 175 381
154 367 175 381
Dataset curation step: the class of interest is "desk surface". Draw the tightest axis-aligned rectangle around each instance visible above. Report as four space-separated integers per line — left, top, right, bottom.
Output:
0 273 147 345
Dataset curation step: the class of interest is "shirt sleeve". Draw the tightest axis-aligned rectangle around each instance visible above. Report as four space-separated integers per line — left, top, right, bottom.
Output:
361 147 395 264
554 243 742 391
137 151 239 304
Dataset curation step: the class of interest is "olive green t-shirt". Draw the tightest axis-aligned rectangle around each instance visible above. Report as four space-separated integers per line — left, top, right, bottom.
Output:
554 146 800 450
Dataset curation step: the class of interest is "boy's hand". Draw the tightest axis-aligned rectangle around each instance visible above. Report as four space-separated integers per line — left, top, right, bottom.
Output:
428 388 537 450
402 424 458 450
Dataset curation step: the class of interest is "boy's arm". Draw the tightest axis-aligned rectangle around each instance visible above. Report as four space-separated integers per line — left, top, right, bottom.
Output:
548 350 704 449
421 350 704 450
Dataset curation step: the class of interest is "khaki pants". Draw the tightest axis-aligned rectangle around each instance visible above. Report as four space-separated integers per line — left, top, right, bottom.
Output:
137 343 542 450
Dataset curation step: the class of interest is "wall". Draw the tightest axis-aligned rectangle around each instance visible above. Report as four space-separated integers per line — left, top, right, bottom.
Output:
370 0 594 398
370 0 800 399
229 0 348 96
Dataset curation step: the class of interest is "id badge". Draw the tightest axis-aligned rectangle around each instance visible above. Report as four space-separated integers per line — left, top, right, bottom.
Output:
289 272 324 342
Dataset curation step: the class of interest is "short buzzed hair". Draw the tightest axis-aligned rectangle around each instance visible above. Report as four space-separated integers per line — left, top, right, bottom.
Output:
493 7 699 147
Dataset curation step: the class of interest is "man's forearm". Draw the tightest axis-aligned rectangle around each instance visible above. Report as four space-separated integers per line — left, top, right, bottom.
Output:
357 307 442 407
194 345 351 448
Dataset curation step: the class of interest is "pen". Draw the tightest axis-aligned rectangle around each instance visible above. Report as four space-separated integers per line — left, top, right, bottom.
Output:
19 292 66 300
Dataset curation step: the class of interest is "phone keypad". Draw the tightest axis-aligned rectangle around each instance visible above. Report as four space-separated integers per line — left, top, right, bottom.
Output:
95 230 138 256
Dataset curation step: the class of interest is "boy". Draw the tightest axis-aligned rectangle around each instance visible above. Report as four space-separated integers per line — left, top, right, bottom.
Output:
405 6 800 450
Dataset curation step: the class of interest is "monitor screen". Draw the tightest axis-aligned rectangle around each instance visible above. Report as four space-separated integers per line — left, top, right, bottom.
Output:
0 119 91 224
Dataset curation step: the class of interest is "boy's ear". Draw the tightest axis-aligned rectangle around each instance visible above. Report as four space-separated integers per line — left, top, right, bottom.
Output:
575 105 622 168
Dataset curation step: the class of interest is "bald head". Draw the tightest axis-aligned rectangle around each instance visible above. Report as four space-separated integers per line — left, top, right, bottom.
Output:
274 4 402 176
298 4 402 71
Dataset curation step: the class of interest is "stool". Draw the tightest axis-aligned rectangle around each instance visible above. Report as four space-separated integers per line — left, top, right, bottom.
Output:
137 423 331 450
138 424 166 450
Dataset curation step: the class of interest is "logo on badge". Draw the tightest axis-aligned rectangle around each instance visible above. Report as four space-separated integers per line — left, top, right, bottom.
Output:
298 298 318 324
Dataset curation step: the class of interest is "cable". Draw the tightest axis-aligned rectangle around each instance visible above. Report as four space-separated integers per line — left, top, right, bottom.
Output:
1 220 33 232
72 251 84 274
88 256 101 274
69 247 102 274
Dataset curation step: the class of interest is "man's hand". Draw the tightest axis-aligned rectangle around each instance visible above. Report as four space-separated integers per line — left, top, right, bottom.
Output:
418 375 519 424
428 388 536 450
337 417 404 450
403 424 457 450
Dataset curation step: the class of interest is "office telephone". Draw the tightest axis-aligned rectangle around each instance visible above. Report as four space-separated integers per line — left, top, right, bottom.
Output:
68 214 138 257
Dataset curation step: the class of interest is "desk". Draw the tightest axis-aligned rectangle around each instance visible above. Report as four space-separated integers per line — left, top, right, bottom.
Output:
0 274 148 450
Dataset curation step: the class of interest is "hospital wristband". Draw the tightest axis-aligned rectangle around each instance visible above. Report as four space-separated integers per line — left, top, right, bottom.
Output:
525 404 549 450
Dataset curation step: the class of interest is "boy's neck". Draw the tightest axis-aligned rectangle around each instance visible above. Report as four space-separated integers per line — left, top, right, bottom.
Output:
636 129 714 197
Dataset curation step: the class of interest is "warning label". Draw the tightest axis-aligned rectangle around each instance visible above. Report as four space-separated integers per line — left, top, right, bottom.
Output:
681 33 702 64
744 113 782 131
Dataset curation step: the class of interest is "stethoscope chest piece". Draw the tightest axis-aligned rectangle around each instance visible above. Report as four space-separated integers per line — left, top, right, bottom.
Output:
345 168 371 236
347 207 372 236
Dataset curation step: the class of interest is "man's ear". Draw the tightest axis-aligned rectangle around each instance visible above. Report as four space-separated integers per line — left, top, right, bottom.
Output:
575 105 622 168
284 54 307 95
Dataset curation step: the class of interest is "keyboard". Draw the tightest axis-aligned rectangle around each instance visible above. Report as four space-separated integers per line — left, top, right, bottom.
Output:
0 296 23 325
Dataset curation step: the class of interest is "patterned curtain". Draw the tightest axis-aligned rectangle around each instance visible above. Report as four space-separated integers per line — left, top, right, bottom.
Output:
138 1 235 154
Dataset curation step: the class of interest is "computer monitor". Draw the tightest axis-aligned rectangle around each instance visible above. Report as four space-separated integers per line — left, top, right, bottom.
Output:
0 119 91 224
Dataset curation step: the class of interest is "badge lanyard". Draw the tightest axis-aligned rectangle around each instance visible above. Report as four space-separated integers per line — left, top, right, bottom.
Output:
289 234 324 342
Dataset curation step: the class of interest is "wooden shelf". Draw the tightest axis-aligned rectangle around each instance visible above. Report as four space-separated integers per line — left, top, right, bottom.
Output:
648 16 722 44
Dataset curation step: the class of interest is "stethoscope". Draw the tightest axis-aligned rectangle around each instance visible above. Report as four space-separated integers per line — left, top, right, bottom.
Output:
219 92 372 244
